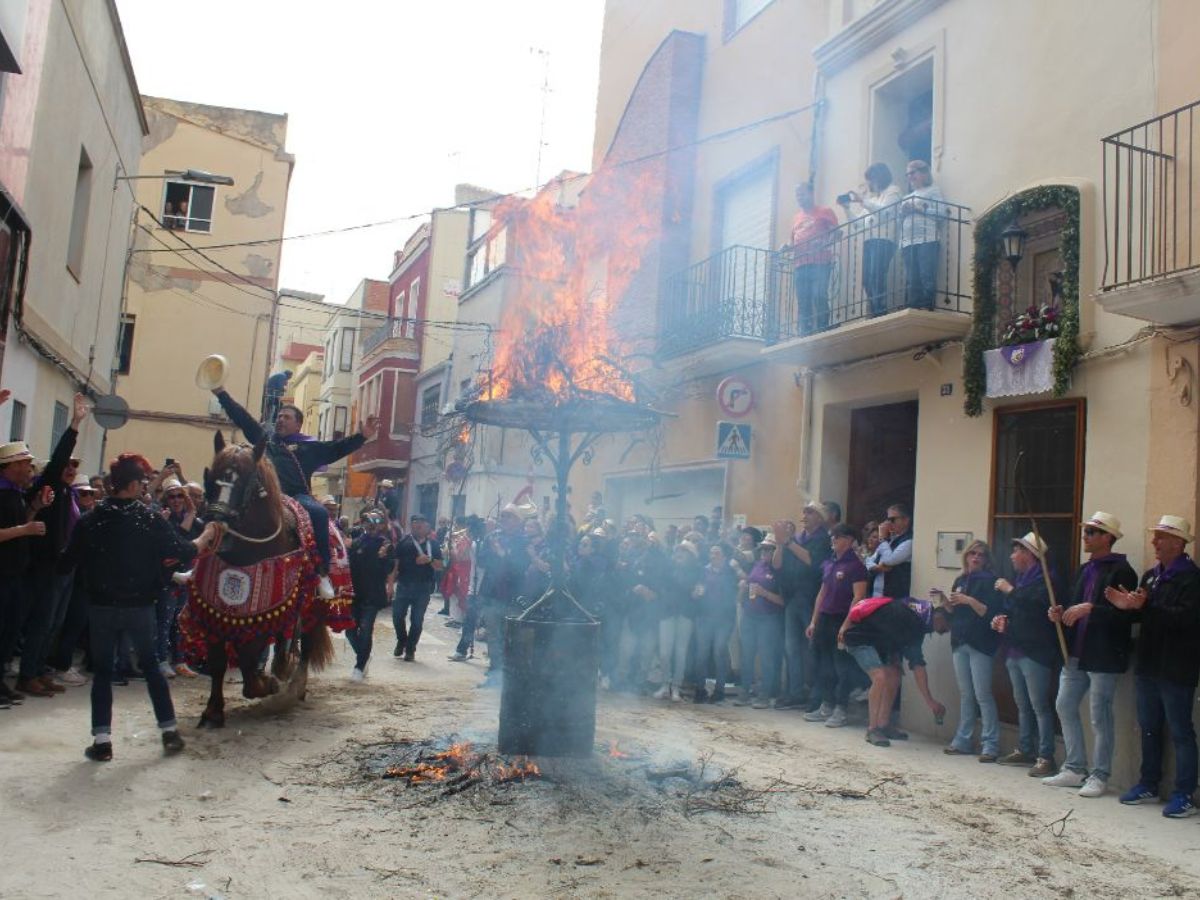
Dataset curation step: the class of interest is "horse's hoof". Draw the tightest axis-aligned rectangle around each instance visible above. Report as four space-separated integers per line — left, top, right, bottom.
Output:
198 714 225 729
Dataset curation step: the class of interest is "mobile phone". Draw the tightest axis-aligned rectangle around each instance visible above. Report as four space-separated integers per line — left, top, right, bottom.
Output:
165 457 176 467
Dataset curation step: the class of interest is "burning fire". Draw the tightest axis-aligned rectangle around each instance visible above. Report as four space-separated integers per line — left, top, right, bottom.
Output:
607 741 630 760
484 160 666 404
383 741 541 786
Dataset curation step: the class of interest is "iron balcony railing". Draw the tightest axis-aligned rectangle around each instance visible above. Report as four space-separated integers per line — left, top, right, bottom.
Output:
361 317 405 356
1102 98 1200 289
767 196 971 344
658 245 774 358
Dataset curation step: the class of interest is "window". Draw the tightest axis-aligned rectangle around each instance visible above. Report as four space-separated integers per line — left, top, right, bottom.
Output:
66 147 93 279
8 399 24 441
115 314 136 376
50 401 68 450
407 278 421 337
420 384 440 426
713 155 777 304
333 405 348 440
391 382 409 438
163 180 216 233
990 400 1085 578
339 327 355 372
324 337 334 379
417 482 440 524
464 227 509 291
870 57 934 186
725 0 773 37
460 378 472 397
470 208 492 243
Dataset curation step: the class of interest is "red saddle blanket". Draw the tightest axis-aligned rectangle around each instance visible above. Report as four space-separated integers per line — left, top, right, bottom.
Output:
179 496 354 657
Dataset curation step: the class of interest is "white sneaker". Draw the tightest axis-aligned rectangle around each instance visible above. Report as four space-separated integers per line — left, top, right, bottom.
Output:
317 576 336 600
849 687 870 703
1078 774 1108 798
824 706 848 727
53 668 88 686
670 686 682 702
350 667 365 683
1042 768 1087 788
804 703 833 722
652 684 670 700
159 661 177 679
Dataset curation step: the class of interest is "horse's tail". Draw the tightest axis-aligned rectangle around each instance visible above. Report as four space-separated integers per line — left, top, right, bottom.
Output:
304 621 335 672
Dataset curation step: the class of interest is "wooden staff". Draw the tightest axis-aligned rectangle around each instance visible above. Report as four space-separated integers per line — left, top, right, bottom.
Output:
1014 451 1070 664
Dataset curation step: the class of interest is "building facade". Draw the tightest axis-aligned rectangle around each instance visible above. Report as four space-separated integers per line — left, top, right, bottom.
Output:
108 96 293 479
574 0 1200 786
0 0 146 472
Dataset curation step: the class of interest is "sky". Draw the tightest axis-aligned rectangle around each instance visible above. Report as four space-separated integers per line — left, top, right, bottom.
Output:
114 0 607 304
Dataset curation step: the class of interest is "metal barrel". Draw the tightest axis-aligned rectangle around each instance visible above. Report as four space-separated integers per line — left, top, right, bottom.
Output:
497 615 600 757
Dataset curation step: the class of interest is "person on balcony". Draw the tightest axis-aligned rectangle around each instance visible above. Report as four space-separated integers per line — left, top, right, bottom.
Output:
790 182 840 335
839 162 902 317
898 160 944 310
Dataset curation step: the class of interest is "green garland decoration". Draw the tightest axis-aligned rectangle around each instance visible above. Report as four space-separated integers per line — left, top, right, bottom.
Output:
963 185 1081 417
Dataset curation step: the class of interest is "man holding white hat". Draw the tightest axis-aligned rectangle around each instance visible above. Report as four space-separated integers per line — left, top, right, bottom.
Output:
1042 512 1138 798
1107 514 1200 818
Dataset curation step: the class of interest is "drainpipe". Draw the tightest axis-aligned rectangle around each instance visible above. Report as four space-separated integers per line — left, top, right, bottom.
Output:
796 369 814 495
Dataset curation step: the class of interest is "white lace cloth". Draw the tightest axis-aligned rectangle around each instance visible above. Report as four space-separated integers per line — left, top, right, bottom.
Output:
985 338 1056 398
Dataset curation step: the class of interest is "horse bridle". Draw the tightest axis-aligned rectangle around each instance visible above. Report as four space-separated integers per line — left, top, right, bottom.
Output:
209 456 283 545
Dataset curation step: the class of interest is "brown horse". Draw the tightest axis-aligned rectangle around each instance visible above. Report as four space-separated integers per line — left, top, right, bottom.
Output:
193 431 334 728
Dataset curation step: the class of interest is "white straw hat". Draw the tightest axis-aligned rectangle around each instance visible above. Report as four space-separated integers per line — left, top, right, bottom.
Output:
1012 531 1048 560
1148 515 1193 543
1082 511 1123 540
0 441 33 465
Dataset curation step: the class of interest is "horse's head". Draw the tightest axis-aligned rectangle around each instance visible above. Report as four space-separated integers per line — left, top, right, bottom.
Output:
204 430 277 526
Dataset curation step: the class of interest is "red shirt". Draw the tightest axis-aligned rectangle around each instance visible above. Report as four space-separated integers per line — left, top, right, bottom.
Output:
791 206 839 267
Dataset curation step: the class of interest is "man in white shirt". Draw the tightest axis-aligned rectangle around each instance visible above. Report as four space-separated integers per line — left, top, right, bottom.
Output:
899 160 944 310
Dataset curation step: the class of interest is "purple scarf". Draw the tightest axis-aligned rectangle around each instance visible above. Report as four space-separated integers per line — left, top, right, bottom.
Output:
1149 553 1195 591
1014 560 1046 590
0 474 24 493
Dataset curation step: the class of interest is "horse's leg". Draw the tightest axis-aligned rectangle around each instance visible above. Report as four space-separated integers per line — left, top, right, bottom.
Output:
199 642 227 728
239 637 280 698
270 634 295 682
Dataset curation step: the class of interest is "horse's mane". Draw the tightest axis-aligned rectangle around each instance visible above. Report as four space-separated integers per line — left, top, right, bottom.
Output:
213 443 284 512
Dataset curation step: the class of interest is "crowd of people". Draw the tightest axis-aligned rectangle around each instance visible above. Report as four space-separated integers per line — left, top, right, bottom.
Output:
341 490 1198 821
0 387 1196 820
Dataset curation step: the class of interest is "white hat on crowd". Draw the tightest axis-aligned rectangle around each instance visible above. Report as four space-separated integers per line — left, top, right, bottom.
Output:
0 441 33 465
161 477 184 493
71 474 95 492
676 540 700 559
1012 532 1048 560
1082 511 1123 540
321 495 338 506
502 500 539 520
1148 515 1193 543
802 500 828 520
380 479 395 489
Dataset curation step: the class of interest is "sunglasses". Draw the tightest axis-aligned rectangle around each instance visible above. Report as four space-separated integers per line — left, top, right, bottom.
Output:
1082 527 1103 536
887 515 904 523
166 492 186 500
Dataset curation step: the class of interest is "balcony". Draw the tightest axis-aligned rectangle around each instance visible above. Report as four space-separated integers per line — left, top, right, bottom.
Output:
360 316 418 366
657 245 772 374
1098 99 1200 325
763 196 972 368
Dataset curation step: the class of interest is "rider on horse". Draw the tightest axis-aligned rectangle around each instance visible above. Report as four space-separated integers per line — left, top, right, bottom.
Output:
210 387 378 599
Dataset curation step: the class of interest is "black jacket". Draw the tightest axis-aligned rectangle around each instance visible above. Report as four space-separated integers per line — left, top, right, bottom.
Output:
882 528 914 599
349 532 393 609
393 532 443 596
59 498 198 606
1003 574 1061 669
1063 554 1139 674
949 570 1001 656
30 426 78 566
1135 558 1200 686
477 529 530 604
215 390 365 497
0 480 31 577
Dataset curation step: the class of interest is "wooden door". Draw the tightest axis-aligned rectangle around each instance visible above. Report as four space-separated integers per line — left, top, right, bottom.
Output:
846 400 918 531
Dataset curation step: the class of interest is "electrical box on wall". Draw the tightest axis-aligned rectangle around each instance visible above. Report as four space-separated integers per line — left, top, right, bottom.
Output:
936 531 973 568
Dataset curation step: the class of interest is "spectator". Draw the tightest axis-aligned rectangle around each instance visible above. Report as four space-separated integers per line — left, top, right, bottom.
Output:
805 523 868 727
790 182 840 335
839 162 902 316
263 370 291 423
59 452 222 761
898 159 944 310
653 541 702 702
475 503 532 687
346 511 394 681
735 538 785 709
390 513 444 662
941 540 1003 762
1043 513 1138 798
693 542 740 703
774 503 833 711
449 515 488 663
89 475 107 498
158 477 203 678
992 533 1060 778
46 474 99 685
1108 515 1200 819
0 440 51 705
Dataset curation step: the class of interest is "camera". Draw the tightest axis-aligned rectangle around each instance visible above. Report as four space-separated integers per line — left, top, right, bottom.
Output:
836 192 853 206
165 457 176 467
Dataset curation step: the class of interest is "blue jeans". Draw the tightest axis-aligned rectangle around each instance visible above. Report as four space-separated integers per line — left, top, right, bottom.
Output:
392 588 431 656
1006 655 1056 759
739 613 783 699
293 493 331 570
658 615 693 686
951 644 1000 756
89 605 177 736
346 602 381 670
811 612 855 708
1135 675 1198 796
1056 661 1119 778
22 568 75 678
783 598 813 702
695 615 734 695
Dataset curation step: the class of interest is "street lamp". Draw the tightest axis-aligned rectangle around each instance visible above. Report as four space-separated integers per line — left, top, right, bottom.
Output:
1001 220 1027 271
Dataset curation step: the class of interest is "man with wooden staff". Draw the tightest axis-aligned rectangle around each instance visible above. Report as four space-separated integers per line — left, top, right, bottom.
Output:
1107 515 1200 819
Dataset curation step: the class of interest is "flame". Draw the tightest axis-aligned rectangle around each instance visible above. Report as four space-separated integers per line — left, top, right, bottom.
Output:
383 742 541 787
483 160 666 404
607 741 630 760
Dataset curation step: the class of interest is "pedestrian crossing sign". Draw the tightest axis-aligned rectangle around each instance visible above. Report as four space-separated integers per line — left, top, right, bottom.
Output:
716 422 751 460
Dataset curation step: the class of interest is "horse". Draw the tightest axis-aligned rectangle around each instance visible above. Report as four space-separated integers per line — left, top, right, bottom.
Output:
183 431 336 728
